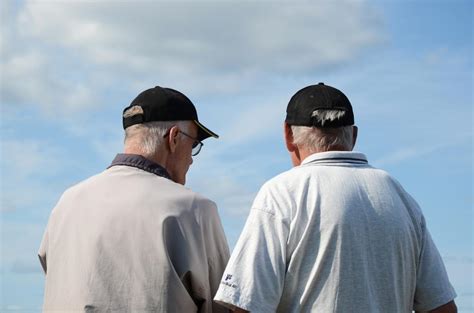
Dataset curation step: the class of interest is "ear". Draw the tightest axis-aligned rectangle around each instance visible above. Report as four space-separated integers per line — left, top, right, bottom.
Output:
284 122 297 152
167 125 180 154
284 123 302 166
351 126 358 150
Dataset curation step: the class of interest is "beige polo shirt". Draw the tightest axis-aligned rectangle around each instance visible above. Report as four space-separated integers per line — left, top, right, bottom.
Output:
39 154 230 312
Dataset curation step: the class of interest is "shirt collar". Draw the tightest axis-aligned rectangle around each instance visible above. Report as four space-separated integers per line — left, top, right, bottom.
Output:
301 151 368 166
108 154 172 180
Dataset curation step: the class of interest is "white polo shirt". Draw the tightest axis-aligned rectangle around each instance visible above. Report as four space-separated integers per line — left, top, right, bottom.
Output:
39 154 230 312
214 151 456 313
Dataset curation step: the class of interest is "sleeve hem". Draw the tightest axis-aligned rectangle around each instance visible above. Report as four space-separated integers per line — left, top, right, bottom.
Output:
214 291 276 313
413 290 457 311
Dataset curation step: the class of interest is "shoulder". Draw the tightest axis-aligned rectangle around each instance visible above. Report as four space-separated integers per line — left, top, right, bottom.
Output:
44 171 107 222
258 165 317 200
157 181 219 218
366 165 426 227
187 188 218 212
261 167 302 191
251 168 302 219
381 171 423 213
57 171 105 202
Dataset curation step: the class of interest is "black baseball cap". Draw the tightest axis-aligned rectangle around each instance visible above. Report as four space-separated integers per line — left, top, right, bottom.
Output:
285 82 354 128
122 86 218 141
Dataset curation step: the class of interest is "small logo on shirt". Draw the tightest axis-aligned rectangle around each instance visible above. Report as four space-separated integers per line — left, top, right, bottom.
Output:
221 273 237 288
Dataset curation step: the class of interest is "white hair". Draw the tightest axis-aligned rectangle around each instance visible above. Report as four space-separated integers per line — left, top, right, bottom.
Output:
291 110 353 152
124 121 192 158
311 109 347 127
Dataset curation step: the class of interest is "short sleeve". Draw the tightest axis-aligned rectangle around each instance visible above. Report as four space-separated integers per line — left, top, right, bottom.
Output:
413 218 457 311
214 207 289 313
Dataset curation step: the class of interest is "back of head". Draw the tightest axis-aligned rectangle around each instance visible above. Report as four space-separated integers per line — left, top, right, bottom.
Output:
285 83 356 153
124 120 192 159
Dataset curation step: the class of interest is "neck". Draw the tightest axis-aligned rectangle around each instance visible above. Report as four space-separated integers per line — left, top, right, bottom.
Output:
124 147 169 170
293 146 352 166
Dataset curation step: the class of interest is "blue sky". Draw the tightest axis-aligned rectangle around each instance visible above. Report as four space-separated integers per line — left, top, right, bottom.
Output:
0 0 472 311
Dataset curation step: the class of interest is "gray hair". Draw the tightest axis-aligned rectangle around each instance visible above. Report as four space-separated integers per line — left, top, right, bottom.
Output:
291 110 353 152
124 121 192 158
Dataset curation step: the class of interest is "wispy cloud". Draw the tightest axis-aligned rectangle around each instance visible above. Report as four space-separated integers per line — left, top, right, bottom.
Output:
0 138 70 212
216 96 286 147
18 1 382 74
423 47 471 67
372 135 471 167
1 0 383 115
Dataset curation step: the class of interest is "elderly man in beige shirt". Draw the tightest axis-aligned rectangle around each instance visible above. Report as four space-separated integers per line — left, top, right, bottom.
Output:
39 86 230 312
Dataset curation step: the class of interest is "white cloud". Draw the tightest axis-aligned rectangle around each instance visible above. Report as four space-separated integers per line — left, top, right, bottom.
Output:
193 174 257 217
1 0 383 115
18 0 382 74
0 139 67 212
372 145 440 167
188 144 289 218
371 131 472 167
423 47 471 68
1 139 64 181
218 96 285 146
0 48 101 115
0 0 15 53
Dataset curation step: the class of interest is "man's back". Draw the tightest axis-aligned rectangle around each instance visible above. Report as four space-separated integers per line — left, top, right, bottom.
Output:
277 152 425 311
40 164 229 312
215 151 455 312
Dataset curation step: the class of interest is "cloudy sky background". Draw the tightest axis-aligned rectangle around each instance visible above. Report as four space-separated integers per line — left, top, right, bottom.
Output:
1 0 472 311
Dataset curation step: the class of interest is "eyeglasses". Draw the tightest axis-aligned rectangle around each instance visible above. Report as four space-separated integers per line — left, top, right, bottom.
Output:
163 128 204 156
179 131 203 156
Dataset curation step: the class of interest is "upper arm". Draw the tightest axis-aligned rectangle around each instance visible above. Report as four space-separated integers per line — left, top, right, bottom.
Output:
213 207 289 312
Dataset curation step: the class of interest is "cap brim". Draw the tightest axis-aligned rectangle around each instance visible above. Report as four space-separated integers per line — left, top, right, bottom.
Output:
194 120 219 141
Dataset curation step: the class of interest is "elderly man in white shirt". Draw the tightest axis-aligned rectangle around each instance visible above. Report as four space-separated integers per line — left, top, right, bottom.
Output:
214 83 457 313
39 86 230 312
